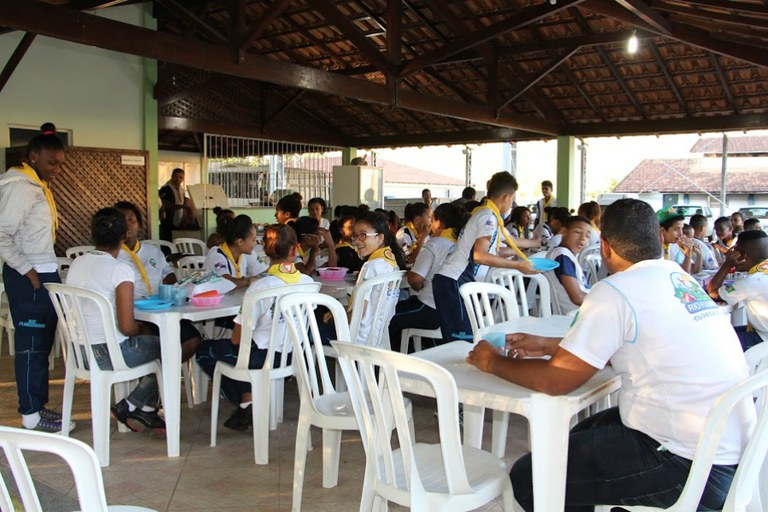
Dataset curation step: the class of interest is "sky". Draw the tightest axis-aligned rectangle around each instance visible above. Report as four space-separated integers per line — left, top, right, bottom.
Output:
372 129 768 205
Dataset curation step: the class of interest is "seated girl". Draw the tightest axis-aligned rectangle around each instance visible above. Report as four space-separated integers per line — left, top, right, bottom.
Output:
292 216 337 275
196 224 314 431
577 201 602 246
545 216 592 314
204 214 257 289
66 208 165 433
388 203 464 352
114 201 201 361
206 207 235 248
308 197 330 230
505 206 535 240
396 202 432 264
334 215 363 272
274 193 302 225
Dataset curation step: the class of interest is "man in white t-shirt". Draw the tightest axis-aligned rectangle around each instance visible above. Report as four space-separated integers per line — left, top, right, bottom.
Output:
467 199 754 512
707 229 768 351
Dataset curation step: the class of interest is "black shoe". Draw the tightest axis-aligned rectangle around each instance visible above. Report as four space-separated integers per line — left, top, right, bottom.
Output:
223 404 252 431
111 399 135 431
126 408 166 434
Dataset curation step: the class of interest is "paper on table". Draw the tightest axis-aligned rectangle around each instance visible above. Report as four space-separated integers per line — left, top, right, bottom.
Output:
185 277 236 297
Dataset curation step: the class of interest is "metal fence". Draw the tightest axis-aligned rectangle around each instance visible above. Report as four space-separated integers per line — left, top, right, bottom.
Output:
204 134 341 208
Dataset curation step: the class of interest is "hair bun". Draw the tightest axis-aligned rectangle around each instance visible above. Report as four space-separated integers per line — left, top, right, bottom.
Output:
40 122 57 135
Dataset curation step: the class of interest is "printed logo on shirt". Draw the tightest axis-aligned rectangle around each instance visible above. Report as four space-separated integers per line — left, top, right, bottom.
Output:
18 319 46 329
725 284 736 294
214 262 227 271
670 272 717 314
149 257 157 268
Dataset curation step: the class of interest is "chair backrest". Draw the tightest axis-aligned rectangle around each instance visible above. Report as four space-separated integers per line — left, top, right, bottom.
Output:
233 282 321 371
0 426 113 512
543 271 566 316
459 281 519 342
577 243 600 269
45 283 131 374
280 293 352 410
177 255 206 271
56 256 72 271
174 237 207 257
745 343 768 378
65 246 95 259
487 268 552 318
583 253 603 286
143 239 177 254
349 270 405 348
332 341 474 498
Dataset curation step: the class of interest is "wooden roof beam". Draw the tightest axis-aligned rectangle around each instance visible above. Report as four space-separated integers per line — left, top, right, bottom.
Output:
156 75 230 107
709 53 739 114
561 65 607 121
155 0 227 44
353 128 546 148
0 32 35 94
497 30 650 55
399 0 586 77
563 113 768 137
237 0 292 51
595 46 645 118
263 89 306 129
614 0 671 34
655 3 768 30
654 0 768 17
647 41 690 116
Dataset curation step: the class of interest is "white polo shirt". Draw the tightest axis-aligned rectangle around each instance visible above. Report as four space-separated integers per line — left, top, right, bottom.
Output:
410 236 455 309
353 257 400 347
560 258 754 464
719 270 768 342
204 246 250 277
117 242 174 298
546 245 590 314
438 208 499 283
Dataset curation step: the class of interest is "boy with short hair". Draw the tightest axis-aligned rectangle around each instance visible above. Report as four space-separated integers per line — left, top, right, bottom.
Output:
690 213 719 270
433 172 536 341
538 207 572 250
706 230 768 351
658 207 698 274
744 218 762 231
713 216 737 264
534 180 556 227
546 216 592 313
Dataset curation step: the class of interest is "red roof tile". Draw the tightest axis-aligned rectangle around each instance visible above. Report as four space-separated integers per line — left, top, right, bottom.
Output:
690 135 768 155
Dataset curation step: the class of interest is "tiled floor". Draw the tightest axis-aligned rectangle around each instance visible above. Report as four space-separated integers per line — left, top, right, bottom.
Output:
0 353 530 511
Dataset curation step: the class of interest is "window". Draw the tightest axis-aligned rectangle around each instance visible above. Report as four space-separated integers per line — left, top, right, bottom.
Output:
9 126 71 147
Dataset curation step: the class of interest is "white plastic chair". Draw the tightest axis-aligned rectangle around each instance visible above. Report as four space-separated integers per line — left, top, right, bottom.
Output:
0 426 157 512
209 281 321 465
348 270 406 348
577 242 600 269
65 245 95 259
56 256 73 271
176 255 207 280
595 369 768 512
583 253 604 286
399 327 442 354
142 239 176 255
745 342 768 378
46 283 165 467
543 270 567 316
174 237 207 257
0 282 14 357
487 267 552 318
332 340 515 512
458 281 519 342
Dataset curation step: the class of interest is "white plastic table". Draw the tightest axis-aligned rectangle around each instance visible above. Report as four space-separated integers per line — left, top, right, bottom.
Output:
400 316 621 512
135 293 242 458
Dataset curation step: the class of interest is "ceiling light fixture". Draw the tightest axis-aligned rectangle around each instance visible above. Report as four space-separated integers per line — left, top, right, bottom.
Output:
627 30 639 54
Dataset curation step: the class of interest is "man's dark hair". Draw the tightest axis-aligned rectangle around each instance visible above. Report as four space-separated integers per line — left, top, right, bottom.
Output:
292 216 320 237
91 207 127 249
736 229 768 263
714 216 732 229
660 215 684 231
541 180 553 189
114 201 143 227
690 214 708 232
421 188 430 195
410 202 430 219
487 172 518 198
744 218 761 231
601 199 661 262
731 211 745 222
461 186 476 200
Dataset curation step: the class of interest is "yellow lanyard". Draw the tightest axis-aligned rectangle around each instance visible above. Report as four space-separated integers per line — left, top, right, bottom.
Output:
16 162 58 242
219 242 242 277
121 241 152 294
472 202 530 262
439 228 457 243
368 246 398 269
267 262 302 284
297 245 308 261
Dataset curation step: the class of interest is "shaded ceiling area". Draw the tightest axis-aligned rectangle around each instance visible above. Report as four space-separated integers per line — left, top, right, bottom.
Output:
2 0 768 151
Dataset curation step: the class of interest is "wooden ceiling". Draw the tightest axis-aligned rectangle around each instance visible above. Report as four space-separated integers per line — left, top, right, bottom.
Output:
2 0 768 150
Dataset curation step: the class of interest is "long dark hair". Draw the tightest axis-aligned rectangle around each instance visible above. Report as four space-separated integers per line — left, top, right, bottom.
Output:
357 211 406 270
219 214 255 244
434 203 466 233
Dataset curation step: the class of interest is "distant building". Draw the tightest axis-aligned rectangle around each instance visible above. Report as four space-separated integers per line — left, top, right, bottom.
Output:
378 159 465 200
613 135 768 212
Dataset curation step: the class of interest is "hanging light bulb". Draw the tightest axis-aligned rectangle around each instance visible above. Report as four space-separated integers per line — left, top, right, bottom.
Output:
627 30 639 54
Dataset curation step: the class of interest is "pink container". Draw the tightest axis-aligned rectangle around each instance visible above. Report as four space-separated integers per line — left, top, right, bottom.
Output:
190 294 224 307
317 267 348 281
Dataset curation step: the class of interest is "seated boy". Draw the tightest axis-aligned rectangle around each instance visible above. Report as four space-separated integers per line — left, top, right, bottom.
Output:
542 207 572 250
433 172 536 341
713 216 737 263
546 216 592 313
744 218 762 232
731 211 745 234
706 229 768 351
658 207 698 273
690 213 719 270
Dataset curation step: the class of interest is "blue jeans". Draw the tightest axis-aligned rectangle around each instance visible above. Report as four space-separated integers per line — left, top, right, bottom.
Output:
91 335 161 409
510 407 737 512
3 264 61 414
734 325 764 352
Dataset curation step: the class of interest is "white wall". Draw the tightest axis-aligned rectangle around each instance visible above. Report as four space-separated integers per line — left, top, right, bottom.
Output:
0 5 146 169
384 183 464 200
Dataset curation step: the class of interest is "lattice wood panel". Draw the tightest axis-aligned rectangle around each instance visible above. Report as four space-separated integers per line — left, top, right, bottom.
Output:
5 146 149 256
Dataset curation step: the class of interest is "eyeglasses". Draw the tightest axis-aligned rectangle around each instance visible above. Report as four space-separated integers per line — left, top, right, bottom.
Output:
351 231 380 242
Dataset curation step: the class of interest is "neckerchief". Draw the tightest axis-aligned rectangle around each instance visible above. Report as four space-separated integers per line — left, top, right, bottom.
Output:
405 222 417 240
297 244 308 261
439 228 457 243
749 259 768 275
219 242 241 277
16 162 58 242
336 241 358 253
368 246 398 269
472 201 529 262
267 262 302 284
121 241 152 294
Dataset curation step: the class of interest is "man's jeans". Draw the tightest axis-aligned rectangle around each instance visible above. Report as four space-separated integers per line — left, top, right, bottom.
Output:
91 335 161 409
510 407 737 512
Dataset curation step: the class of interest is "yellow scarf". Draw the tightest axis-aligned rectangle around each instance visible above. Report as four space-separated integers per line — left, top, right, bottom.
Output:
121 241 152 294
368 246 398 269
439 228 457 243
219 242 242 278
336 241 358 253
749 259 768 275
16 162 58 242
405 221 417 239
472 201 529 262
297 245 308 261
267 262 302 284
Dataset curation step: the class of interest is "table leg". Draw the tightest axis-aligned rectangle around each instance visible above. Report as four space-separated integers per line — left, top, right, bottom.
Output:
157 316 183 458
529 394 570 512
462 404 484 449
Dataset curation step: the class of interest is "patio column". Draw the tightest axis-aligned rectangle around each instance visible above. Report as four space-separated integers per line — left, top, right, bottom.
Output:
143 3 159 238
341 147 358 165
556 135 580 211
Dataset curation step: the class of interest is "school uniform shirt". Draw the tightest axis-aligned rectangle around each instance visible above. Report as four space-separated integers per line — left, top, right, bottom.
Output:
534 196 556 224
243 251 269 276
546 246 590 314
204 246 249 277
66 251 134 344
664 243 686 267
438 208 499 283
233 273 315 351
719 269 768 342
318 218 330 230
545 233 563 251
353 256 400 347
693 238 719 270
410 236 456 309
395 225 417 251
117 241 174 298
559 258 754 464
587 227 601 246
535 222 553 245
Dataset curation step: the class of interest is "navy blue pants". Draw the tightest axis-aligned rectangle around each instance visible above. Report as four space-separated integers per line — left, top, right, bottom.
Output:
432 273 474 342
510 407 737 512
388 296 443 353
734 325 763 352
3 264 61 414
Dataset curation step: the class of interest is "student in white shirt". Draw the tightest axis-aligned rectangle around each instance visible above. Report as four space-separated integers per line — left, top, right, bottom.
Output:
67 208 167 433
433 172 537 341
197 224 315 431
204 214 257 289
308 197 331 230
658 207 698 273
577 201 602 246
713 216 738 264
690 214 719 270
533 179 556 227
292 216 337 275
388 203 464 352
707 229 768 351
537 206 570 250
467 199 754 512
546 216 591 313
396 202 432 264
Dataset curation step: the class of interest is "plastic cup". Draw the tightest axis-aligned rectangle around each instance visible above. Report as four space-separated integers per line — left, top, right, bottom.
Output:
484 332 507 350
159 284 174 301
173 287 187 306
